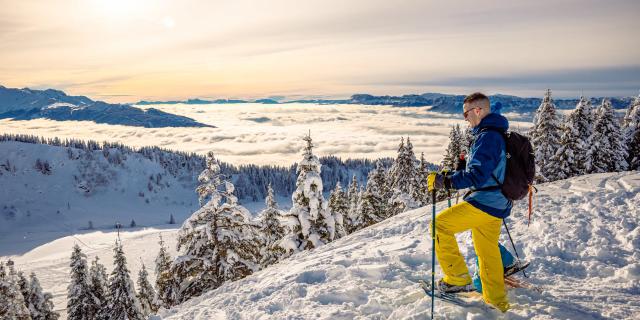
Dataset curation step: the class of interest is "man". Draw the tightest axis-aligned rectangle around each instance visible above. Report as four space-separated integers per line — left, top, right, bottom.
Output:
428 92 512 312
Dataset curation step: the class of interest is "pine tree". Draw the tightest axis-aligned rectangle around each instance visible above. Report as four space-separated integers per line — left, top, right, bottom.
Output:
67 244 93 320
548 122 578 180
530 89 563 182
414 153 430 206
173 151 260 302
355 165 388 229
18 271 30 310
137 263 157 317
154 234 177 309
328 182 349 238
27 273 59 320
590 99 628 173
388 137 419 215
0 261 32 320
345 175 360 233
623 93 640 170
461 126 475 154
88 256 108 320
106 241 144 320
548 97 594 179
442 125 463 171
259 184 287 267
278 134 334 257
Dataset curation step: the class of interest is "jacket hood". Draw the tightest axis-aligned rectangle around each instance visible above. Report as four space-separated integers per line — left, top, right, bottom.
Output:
473 112 509 134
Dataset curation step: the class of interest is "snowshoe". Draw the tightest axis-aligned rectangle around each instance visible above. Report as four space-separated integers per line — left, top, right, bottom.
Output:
436 279 475 293
504 260 530 277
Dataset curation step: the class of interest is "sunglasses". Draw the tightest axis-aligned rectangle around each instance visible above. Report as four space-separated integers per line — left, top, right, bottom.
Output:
463 107 481 119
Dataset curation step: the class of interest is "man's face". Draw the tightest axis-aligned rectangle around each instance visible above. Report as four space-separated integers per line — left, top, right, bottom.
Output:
463 103 484 127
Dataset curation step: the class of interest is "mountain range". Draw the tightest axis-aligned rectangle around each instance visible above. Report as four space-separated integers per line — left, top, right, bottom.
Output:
135 93 637 114
0 85 212 128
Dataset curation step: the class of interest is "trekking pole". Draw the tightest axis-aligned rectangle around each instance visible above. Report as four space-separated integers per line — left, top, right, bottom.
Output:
503 219 528 278
431 188 437 320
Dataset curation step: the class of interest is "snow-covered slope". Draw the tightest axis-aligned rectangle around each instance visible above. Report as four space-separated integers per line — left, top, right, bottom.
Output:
3 172 639 319
0 140 200 255
159 172 640 319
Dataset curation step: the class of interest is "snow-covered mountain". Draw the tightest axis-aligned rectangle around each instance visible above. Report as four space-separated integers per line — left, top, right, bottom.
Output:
0 85 212 128
4 172 638 319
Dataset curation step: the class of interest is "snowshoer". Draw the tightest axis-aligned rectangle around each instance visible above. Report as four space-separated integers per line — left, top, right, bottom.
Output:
428 92 512 312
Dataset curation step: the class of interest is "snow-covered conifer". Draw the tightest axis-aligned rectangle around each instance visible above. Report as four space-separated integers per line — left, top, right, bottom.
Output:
345 175 360 233
259 184 287 267
173 151 260 302
388 137 419 215
328 182 349 238
623 94 640 170
137 263 157 317
355 164 388 229
278 134 334 257
548 97 594 179
413 153 430 206
67 244 93 320
590 99 628 173
106 242 144 320
154 235 177 309
0 261 32 320
442 125 463 171
461 126 474 154
18 271 30 309
88 256 107 320
531 89 563 182
27 273 59 320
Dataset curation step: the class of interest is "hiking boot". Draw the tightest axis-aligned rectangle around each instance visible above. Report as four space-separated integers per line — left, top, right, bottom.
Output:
504 260 530 277
436 279 474 293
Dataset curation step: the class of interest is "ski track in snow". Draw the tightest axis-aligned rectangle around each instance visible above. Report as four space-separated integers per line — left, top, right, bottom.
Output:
3 172 639 319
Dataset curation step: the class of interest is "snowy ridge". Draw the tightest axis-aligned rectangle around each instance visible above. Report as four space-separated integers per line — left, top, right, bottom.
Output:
157 172 640 319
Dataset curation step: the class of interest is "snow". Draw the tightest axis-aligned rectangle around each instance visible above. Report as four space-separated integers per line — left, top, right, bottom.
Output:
146 171 637 319
4 227 179 319
2 165 639 318
0 141 199 255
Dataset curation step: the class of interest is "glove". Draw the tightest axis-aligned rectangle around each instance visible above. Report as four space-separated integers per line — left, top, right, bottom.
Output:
428 172 452 192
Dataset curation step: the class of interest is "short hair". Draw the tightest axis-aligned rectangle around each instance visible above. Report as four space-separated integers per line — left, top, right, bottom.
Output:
463 92 490 108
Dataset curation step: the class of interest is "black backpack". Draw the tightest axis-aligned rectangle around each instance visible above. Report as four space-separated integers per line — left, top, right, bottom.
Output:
478 128 536 201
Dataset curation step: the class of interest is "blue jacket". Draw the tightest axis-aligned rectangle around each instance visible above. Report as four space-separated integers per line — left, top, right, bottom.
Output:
450 113 512 218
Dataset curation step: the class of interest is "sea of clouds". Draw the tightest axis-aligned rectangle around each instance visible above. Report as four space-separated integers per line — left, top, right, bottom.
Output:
0 103 532 166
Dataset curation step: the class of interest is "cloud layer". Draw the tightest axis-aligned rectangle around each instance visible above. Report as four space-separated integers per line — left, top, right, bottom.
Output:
0 103 532 166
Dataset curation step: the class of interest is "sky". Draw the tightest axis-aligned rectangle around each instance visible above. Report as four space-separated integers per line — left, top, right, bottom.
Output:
1 0 639 103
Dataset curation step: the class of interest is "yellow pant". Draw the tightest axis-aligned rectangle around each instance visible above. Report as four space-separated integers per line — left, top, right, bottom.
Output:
431 201 510 312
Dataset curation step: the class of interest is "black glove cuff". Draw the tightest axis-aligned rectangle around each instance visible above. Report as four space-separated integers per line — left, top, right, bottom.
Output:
443 176 452 190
